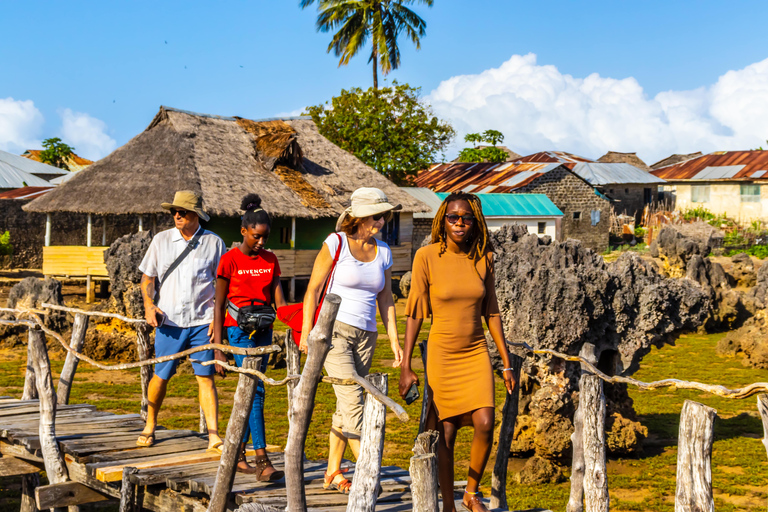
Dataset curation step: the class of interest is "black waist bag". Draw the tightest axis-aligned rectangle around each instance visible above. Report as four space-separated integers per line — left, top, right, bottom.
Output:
227 299 276 338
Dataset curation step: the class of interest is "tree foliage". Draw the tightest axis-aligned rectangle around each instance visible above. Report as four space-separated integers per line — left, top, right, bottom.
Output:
457 130 508 163
38 137 74 171
305 82 455 185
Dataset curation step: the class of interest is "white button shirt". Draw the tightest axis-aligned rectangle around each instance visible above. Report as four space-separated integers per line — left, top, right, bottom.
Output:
139 227 226 328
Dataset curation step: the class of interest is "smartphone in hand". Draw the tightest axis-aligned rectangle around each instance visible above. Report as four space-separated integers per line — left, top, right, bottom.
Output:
404 382 420 405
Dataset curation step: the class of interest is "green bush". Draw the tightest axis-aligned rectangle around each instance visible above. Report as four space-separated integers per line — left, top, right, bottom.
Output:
723 230 748 247
0 231 12 256
682 206 716 221
634 226 647 238
725 245 768 259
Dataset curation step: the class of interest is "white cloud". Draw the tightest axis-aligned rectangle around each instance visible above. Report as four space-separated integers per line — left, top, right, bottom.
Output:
0 98 44 153
274 107 308 118
58 108 117 160
425 54 768 165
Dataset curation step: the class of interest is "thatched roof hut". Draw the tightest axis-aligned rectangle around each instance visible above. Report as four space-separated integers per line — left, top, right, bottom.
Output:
24 106 426 218
597 151 650 171
650 152 703 170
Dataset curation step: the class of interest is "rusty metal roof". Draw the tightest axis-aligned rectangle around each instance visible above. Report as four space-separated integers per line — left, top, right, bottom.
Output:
0 186 54 199
517 151 595 164
415 162 564 193
650 151 768 181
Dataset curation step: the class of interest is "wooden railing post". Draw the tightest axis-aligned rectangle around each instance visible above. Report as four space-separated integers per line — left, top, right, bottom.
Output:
417 341 430 434
135 324 153 422
57 313 89 405
199 407 208 434
285 329 300 406
118 467 138 512
758 394 768 459
490 353 523 510
347 373 388 512
675 400 716 512
20 473 40 512
582 374 609 512
285 294 341 512
208 357 262 512
567 344 598 512
409 430 439 512
22 327 38 401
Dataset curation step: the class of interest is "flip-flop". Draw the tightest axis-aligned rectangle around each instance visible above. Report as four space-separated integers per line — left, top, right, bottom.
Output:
206 440 224 454
136 433 155 447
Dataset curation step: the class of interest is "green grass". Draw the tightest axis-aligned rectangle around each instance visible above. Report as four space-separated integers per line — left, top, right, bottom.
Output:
1 321 767 510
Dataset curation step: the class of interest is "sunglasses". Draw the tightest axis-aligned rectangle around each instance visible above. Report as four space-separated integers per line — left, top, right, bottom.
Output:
372 212 389 221
446 214 475 225
170 208 191 217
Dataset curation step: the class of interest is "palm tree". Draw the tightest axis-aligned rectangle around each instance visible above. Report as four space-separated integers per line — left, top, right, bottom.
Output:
301 0 433 89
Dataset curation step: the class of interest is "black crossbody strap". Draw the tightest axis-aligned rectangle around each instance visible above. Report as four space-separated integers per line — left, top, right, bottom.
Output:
155 229 204 300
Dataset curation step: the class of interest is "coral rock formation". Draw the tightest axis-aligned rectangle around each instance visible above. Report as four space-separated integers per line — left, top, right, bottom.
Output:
103 231 153 318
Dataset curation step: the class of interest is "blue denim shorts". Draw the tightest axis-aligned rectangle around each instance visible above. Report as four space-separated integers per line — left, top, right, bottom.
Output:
154 324 213 380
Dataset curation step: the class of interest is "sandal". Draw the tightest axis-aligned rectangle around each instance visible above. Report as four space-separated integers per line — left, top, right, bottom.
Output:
323 469 352 494
253 454 284 482
235 444 260 475
461 490 488 512
136 432 155 447
206 440 223 454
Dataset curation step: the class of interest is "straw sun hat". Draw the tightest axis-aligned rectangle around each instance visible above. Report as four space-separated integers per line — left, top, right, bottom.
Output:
335 187 402 231
161 190 210 222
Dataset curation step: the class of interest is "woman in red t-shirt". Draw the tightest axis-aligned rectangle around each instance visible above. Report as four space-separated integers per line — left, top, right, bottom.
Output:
213 193 287 480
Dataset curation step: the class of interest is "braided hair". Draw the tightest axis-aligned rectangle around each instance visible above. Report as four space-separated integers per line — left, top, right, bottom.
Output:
240 194 271 228
431 192 493 264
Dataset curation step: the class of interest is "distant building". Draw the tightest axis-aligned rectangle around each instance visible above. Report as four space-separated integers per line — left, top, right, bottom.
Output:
0 150 65 191
597 151 650 172
650 152 703 170
651 150 768 222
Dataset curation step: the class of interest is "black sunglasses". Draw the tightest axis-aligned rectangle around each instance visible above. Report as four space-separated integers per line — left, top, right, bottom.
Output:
446 214 475 225
170 208 191 217
372 212 388 221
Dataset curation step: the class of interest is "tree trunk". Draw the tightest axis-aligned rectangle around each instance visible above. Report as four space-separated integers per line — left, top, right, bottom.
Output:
567 344 598 512
20 473 40 512
285 294 341 512
490 353 523 510
135 324 153 422
57 313 89 405
581 374 609 512
372 46 378 90
758 394 768 460
347 374 388 512
208 357 262 512
675 400 716 512
410 430 439 512
22 328 38 401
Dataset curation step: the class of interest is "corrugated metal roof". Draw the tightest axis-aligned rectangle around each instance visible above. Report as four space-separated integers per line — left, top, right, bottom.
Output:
650 151 768 181
0 151 59 188
415 162 562 193
0 186 54 199
50 171 79 185
400 187 444 218
435 192 563 217
0 149 68 178
517 151 595 164
572 162 666 185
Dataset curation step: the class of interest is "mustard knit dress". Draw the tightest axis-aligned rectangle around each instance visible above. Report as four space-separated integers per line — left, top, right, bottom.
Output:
405 243 500 420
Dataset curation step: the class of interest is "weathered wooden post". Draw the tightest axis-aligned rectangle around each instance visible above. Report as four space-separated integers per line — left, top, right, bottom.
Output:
20 473 40 512
758 394 768 459
347 373 388 512
285 329 300 406
57 313 89 405
22 327 38 401
29 326 69 512
285 294 341 512
135 323 153 422
567 344 598 512
208 357 262 512
582 374 609 512
118 467 139 512
409 430 439 512
490 353 523 510
675 400 716 512
418 341 430 434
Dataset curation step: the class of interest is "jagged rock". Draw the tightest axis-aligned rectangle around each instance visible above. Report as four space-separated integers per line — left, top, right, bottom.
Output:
5 277 67 330
104 231 153 318
399 271 412 299
717 310 768 369
650 225 713 277
510 415 536 456
606 412 648 455
515 455 564 484
730 252 757 287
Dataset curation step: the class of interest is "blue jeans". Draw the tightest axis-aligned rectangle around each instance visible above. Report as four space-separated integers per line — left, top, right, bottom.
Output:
228 326 271 449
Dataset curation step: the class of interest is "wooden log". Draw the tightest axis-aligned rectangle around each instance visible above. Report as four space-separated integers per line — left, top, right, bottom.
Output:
286 329 300 407
57 313 89 405
0 455 40 476
285 294 341 512
490 353 523 510
675 400 716 512
418 341 429 434
235 504 283 512
29 327 69 490
208 357 262 512
118 466 139 512
22 328 38 401
21 472 40 512
567 344 598 512
581 374 609 512
35 481 110 510
409 430 439 512
135 324 153 422
347 373 388 512
758 394 768 459
199 406 207 434
42 303 145 324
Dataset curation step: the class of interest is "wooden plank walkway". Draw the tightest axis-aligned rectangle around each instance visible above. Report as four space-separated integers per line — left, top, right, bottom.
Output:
0 397 488 511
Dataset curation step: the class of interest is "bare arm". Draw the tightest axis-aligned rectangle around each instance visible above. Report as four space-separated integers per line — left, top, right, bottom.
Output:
212 277 229 376
377 267 402 368
300 244 334 353
272 274 288 310
398 316 423 398
140 273 162 327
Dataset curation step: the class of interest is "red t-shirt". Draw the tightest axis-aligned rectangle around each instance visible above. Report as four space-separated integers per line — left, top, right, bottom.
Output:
216 247 281 328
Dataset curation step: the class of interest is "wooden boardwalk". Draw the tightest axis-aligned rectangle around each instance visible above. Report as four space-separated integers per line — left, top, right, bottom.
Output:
0 396 479 511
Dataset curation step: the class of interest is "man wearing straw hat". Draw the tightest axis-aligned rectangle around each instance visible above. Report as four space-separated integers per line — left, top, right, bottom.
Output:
135 190 227 452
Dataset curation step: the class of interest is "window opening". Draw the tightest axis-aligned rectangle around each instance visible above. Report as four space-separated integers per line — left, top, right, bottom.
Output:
538 222 546 234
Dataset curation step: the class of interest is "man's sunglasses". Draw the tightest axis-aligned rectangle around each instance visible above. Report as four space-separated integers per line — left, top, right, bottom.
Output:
170 208 191 217
446 214 475 225
372 212 389 221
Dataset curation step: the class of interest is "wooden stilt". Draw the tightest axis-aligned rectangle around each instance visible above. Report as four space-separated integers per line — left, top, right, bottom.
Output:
675 400 716 512
20 472 40 512
347 373 388 512
22 328 38 401
409 430 439 512
199 406 207 434
490 353 523 510
758 394 768 459
582 374 609 512
208 357 262 512
118 467 139 512
135 324 153 422
57 313 89 405
567 344 598 512
285 329 300 406
285 294 341 512
85 275 94 304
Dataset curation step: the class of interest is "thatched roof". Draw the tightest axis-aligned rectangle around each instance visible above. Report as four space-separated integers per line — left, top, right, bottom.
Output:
650 152 703 170
24 107 427 218
597 151 650 171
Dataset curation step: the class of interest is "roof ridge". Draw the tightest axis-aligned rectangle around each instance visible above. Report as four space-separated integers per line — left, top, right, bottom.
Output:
161 106 312 123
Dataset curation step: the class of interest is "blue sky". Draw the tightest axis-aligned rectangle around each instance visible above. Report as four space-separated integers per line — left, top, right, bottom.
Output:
2 0 768 164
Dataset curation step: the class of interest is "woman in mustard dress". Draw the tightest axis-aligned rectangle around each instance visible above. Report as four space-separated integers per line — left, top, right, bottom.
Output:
399 192 516 512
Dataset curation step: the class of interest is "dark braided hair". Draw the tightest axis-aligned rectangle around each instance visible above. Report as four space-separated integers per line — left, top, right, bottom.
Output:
240 194 271 228
431 192 493 264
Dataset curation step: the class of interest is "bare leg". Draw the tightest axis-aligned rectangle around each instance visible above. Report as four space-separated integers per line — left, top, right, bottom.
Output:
196 375 222 448
438 417 460 512
462 407 495 511
141 375 168 435
326 428 361 487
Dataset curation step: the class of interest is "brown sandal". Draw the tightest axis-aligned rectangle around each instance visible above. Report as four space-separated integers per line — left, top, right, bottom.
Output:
136 432 155 447
461 490 488 512
323 469 352 494
235 444 260 475
253 454 284 482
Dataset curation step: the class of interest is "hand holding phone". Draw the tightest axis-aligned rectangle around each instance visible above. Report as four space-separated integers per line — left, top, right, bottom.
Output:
404 382 420 405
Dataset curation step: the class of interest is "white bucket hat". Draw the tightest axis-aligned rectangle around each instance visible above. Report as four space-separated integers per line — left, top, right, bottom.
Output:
335 187 402 231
